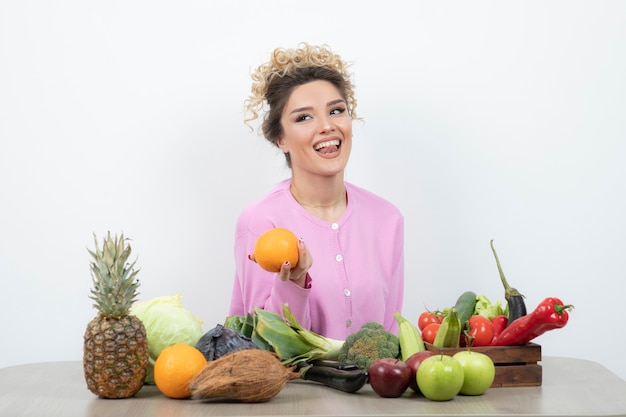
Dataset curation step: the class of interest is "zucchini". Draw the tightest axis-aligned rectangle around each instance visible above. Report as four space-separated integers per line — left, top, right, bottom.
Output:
394 311 426 360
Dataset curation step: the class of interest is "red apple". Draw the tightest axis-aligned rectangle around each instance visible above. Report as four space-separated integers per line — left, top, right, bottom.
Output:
368 358 412 398
405 350 435 393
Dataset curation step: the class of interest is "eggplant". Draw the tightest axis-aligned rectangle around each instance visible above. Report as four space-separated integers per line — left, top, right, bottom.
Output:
309 359 360 371
297 360 368 393
490 240 527 325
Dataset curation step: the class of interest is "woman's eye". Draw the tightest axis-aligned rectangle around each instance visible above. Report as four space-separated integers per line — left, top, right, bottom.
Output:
296 114 311 122
331 107 346 116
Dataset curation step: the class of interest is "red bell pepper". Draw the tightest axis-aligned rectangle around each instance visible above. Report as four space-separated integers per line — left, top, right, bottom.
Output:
490 297 573 346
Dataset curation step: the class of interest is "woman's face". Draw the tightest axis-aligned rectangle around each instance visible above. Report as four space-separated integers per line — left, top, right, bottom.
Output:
277 80 352 178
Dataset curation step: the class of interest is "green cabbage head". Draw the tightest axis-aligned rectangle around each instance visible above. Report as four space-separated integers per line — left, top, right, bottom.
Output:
130 294 204 384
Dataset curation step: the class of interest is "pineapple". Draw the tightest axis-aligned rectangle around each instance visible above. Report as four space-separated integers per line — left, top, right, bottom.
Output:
83 232 149 398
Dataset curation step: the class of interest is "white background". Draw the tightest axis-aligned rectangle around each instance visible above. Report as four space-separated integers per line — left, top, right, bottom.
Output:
1 1 625 381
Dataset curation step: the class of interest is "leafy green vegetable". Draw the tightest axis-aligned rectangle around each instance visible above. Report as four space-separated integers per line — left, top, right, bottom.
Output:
130 294 204 383
473 294 505 320
225 312 255 338
223 314 247 333
251 305 344 366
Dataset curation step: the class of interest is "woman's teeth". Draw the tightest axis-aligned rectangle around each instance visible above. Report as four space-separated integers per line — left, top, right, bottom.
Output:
314 140 340 151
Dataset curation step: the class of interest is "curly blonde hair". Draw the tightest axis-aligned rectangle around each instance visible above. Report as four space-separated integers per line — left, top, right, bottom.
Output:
244 43 359 166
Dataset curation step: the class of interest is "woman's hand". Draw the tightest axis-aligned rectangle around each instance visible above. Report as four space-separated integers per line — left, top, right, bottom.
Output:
279 239 312 287
249 239 313 288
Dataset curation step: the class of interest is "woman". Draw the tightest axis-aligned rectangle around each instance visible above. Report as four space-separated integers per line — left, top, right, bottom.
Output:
228 43 404 340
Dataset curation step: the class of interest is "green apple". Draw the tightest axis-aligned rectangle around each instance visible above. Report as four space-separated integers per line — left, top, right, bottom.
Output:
416 354 464 401
453 350 495 395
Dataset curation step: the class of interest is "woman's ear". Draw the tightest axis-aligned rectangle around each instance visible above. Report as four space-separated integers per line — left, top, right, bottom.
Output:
277 136 289 153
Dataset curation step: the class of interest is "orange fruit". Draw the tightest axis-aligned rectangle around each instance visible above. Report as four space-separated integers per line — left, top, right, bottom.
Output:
154 343 207 399
253 227 299 272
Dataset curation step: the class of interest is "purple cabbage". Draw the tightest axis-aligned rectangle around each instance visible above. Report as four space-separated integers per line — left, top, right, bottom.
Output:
195 324 258 361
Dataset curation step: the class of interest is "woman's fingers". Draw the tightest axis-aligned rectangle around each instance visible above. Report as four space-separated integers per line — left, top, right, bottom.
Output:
278 261 292 281
249 239 312 286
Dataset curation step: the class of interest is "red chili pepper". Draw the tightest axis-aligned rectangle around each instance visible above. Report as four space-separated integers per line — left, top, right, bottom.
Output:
491 315 508 339
491 297 573 346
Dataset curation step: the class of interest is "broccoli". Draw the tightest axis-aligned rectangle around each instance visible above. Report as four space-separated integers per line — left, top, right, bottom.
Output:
337 322 399 370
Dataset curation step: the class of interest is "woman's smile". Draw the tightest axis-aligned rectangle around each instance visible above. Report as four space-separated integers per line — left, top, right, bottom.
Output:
314 139 342 155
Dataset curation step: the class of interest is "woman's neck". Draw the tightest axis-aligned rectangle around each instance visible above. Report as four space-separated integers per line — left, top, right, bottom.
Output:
290 175 347 222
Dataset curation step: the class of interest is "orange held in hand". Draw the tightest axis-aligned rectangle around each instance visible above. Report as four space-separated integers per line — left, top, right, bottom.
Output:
154 343 207 399
254 227 299 273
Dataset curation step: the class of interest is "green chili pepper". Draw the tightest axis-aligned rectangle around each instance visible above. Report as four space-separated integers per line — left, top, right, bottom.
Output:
433 308 462 348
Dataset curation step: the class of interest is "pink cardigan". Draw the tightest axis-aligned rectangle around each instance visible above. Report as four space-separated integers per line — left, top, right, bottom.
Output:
228 179 404 340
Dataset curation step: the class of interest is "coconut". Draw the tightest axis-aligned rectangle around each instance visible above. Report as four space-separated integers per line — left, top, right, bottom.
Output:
189 349 298 402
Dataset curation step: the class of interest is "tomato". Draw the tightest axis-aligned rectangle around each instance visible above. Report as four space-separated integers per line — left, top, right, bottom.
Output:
418 311 442 331
421 322 440 345
465 315 495 347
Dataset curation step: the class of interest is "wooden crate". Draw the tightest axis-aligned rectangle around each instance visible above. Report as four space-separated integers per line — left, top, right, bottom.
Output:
424 342 542 387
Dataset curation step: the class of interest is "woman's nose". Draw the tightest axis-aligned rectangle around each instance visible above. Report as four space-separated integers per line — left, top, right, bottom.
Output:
318 116 334 133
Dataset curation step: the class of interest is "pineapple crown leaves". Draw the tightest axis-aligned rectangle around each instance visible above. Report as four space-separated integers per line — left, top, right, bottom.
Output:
88 231 141 318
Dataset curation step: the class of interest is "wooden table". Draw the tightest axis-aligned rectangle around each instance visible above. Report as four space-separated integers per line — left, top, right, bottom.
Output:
1 357 625 416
